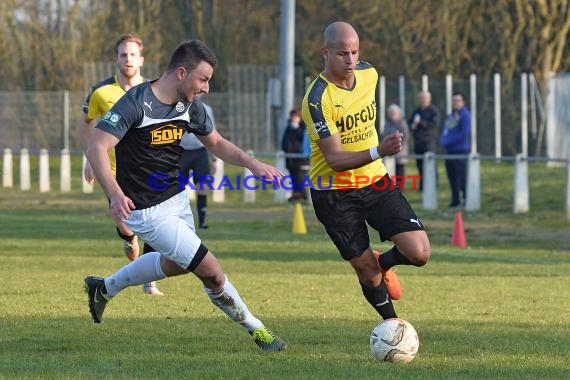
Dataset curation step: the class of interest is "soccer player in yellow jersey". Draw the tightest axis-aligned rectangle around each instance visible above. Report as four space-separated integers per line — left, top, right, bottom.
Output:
302 22 431 322
80 34 162 295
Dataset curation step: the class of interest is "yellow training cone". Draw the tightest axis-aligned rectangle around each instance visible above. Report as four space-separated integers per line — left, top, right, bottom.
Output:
292 202 307 234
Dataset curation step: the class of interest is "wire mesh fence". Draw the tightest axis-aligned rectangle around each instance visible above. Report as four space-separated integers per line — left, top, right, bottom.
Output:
0 69 567 158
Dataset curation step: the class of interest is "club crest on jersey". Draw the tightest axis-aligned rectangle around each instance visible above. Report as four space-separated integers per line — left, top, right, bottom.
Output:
103 111 121 127
175 102 185 112
151 124 184 145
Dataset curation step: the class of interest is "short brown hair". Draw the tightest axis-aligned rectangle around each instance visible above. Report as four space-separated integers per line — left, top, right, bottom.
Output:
166 40 217 72
114 34 144 57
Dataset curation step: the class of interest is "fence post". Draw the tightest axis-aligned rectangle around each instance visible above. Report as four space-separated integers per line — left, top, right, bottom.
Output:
274 150 288 203
565 157 570 220
521 73 528 156
2 148 13 188
60 149 71 192
379 75 386 135
82 155 94 194
243 151 255 203
445 74 453 115
494 73 502 160
422 74 429 91
465 153 481 211
513 154 529 213
20 149 30 191
398 76 406 116
470 74 478 154
39 149 50 193
382 155 396 176
212 157 225 203
422 152 437 210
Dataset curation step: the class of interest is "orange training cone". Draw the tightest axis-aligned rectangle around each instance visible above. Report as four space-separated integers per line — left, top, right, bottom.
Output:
451 211 467 248
292 202 307 234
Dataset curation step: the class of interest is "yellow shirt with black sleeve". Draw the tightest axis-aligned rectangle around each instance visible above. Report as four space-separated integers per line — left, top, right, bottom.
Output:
301 61 387 190
82 76 129 176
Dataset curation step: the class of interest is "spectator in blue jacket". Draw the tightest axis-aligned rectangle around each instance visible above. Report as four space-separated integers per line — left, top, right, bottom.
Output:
440 92 471 208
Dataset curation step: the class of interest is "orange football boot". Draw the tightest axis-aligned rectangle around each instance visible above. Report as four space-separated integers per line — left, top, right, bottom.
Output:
373 249 402 300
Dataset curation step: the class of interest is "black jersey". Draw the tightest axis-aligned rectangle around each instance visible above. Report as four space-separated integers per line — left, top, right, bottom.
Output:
96 81 213 209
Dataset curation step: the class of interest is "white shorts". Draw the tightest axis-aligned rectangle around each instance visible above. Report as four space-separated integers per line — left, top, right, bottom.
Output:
124 189 203 269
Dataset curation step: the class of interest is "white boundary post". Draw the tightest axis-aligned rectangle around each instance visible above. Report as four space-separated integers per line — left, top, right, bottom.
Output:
422 152 437 210
20 149 30 191
60 149 71 192
2 148 13 188
212 157 225 203
494 73 502 160
465 153 481 211
513 154 529 213
274 150 288 203
383 155 396 176
39 149 50 193
422 74 429 92
243 151 255 203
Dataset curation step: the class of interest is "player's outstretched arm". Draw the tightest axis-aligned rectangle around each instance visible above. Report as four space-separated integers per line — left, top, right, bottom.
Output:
198 130 283 182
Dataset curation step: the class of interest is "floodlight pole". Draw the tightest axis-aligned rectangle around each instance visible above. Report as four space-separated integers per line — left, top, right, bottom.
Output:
278 0 295 149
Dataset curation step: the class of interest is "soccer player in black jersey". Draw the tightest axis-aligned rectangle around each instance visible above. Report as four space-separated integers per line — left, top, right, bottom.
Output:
81 34 162 296
84 40 286 351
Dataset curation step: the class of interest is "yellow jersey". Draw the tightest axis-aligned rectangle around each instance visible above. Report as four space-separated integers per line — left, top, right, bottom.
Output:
82 76 132 176
301 62 387 190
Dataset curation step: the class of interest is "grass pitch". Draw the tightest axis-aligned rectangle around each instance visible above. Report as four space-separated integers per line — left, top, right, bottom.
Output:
0 156 569 379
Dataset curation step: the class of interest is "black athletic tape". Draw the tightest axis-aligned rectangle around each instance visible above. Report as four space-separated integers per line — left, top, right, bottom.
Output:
186 243 209 272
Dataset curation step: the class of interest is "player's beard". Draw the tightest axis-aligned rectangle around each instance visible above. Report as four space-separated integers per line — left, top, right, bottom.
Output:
177 85 197 103
119 66 139 80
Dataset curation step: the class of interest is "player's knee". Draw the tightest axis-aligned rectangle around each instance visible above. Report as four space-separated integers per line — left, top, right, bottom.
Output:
411 241 430 267
201 272 226 289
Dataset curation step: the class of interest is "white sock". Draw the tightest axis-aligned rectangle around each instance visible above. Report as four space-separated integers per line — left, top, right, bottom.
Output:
104 252 166 297
204 275 263 333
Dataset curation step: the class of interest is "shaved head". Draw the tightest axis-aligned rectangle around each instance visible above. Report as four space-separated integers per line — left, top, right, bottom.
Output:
323 22 359 48
321 21 361 87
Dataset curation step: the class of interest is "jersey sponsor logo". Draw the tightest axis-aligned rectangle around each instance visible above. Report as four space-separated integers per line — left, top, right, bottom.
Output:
340 129 375 144
102 111 121 127
314 121 328 135
309 101 320 110
336 100 376 133
144 101 153 111
151 124 185 145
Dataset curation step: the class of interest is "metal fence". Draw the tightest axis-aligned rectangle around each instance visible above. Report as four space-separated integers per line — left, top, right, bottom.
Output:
0 68 567 158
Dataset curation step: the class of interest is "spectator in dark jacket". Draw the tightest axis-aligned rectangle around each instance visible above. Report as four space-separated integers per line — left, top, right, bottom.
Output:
440 92 471 207
281 109 307 201
409 91 439 191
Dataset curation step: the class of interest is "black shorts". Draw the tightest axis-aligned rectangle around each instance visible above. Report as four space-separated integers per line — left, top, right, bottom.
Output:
180 148 211 187
310 175 425 260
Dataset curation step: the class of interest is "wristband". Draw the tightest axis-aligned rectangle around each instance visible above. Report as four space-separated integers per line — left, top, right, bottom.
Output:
369 146 380 161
